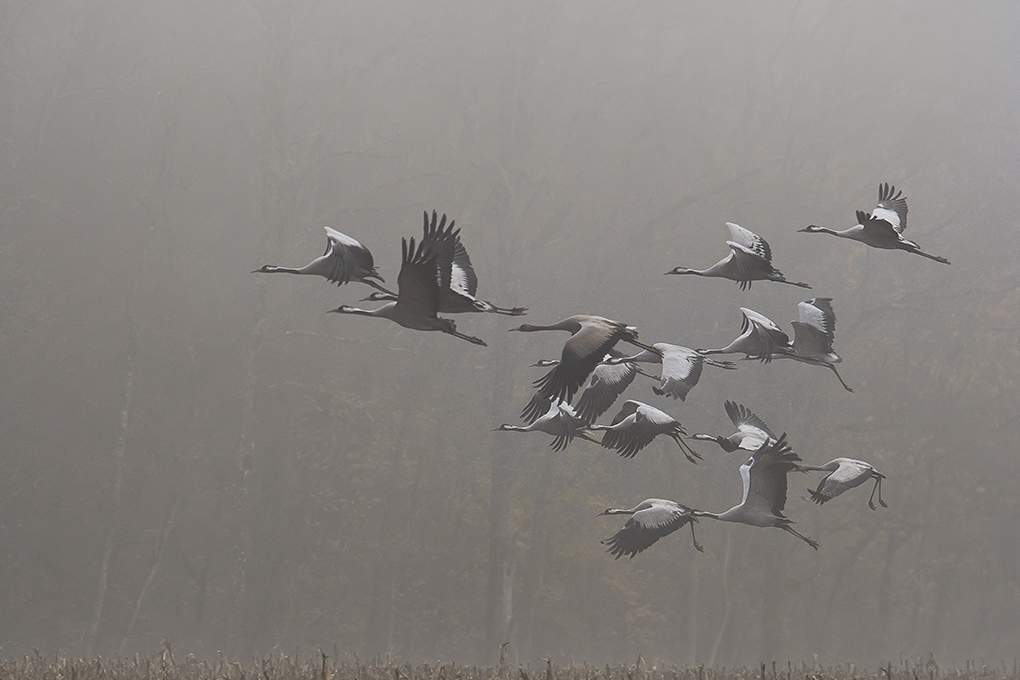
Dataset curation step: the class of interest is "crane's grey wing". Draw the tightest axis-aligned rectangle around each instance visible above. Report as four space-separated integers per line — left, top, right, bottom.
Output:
532 321 630 411
746 435 800 516
724 400 777 439
725 222 772 263
791 322 836 358
396 236 444 314
856 209 900 241
323 227 377 285
421 211 460 296
873 182 908 234
797 298 836 336
602 500 694 558
603 403 678 459
654 345 703 401
575 359 638 422
809 458 874 503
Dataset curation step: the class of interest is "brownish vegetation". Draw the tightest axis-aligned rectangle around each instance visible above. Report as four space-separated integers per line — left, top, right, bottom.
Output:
2 649 1017 680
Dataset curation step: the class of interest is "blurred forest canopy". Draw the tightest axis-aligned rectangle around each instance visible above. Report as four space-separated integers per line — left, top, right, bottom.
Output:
1 0 1019 668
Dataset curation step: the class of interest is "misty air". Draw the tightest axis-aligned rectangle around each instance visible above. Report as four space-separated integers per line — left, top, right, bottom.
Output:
1 1 1018 675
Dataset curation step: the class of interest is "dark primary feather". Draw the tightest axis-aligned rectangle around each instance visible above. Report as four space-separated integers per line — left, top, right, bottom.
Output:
600 499 698 559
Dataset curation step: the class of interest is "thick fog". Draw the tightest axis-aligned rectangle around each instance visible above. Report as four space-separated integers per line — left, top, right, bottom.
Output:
1 0 1019 668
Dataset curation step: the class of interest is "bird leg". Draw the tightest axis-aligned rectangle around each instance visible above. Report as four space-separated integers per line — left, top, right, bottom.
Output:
781 524 820 550
826 363 854 393
672 432 703 464
688 518 704 553
778 279 812 289
363 279 398 297
869 476 888 510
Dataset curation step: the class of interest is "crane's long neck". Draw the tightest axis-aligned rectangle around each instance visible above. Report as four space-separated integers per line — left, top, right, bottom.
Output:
691 433 737 452
254 265 307 275
331 303 394 318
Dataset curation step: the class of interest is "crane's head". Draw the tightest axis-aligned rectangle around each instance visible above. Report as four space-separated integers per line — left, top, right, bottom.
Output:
664 267 694 275
798 225 827 233
360 292 395 302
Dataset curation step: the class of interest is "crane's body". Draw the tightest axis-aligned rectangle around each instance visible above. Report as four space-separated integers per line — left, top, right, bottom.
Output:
775 297 853 392
589 399 700 463
666 222 811 290
800 183 950 264
253 227 396 294
494 400 598 451
799 457 888 510
692 434 819 549
699 307 792 362
600 498 703 558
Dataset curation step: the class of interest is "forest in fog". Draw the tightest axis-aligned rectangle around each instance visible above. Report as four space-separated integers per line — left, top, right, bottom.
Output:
1 0 1019 668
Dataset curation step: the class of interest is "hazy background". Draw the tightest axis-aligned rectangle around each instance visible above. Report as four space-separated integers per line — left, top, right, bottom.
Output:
1 0 1019 668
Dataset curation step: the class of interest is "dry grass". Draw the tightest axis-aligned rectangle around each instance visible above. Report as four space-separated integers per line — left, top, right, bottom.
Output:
2 647 1016 680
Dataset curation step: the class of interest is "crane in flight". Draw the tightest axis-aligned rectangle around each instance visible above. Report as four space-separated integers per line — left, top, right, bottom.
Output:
363 211 527 315
665 222 811 290
692 400 776 453
692 434 820 550
253 227 396 295
588 399 701 463
599 498 704 558
798 458 888 510
799 183 949 264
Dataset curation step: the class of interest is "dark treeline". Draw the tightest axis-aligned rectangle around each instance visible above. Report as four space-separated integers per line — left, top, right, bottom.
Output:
1 0 1019 668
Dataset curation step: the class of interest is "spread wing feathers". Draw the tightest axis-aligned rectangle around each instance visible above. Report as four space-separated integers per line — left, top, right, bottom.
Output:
323 227 382 285
791 322 836 358
421 210 460 295
809 459 883 504
450 240 479 297
797 298 836 337
725 222 772 262
724 400 777 440
873 182 908 233
739 307 791 362
745 434 801 517
602 500 696 559
653 345 704 400
397 235 446 315
597 400 694 460
528 321 638 418
574 358 639 423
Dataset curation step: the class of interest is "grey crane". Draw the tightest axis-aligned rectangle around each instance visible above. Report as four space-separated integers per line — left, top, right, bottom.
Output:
692 434 820 550
775 297 853 392
588 399 701 463
362 211 527 316
798 458 888 510
253 227 396 295
493 400 598 452
605 343 737 401
800 183 950 264
328 227 486 346
698 307 791 362
510 315 656 423
692 400 776 453
599 498 704 558
665 222 811 290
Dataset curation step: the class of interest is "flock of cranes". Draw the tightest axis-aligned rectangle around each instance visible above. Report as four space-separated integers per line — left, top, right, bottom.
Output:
254 183 948 559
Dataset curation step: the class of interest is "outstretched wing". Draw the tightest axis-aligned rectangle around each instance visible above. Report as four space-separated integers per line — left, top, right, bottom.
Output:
726 222 772 263
873 182 908 234
724 400 776 439
323 227 378 285
602 499 695 559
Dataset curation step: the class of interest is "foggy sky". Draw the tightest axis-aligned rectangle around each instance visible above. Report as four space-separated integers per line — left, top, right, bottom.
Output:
1 0 1019 669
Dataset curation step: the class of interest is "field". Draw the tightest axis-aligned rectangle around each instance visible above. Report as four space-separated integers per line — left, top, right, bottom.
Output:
3 650 1017 680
